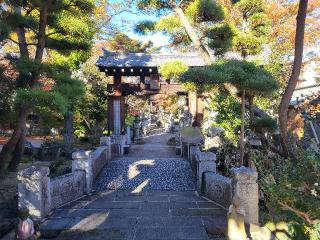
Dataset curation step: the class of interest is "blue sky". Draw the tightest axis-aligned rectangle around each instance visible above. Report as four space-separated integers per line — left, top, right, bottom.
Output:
108 1 170 49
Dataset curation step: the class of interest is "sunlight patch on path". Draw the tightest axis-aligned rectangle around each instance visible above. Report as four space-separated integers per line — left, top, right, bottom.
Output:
128 160 155 180
131 179 150 194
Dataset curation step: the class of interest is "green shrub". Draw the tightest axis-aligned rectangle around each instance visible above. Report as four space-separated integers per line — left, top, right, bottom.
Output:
207 91 242 144
253 116 277 133
251 145 320 239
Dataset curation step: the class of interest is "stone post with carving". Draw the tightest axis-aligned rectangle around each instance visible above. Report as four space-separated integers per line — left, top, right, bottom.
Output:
231 167 259 224
72 150 92 194
18 166 51 220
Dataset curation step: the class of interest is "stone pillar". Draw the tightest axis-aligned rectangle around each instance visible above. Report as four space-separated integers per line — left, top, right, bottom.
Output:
72 150 92 194
126 126 131 144
188 91 197 119
18 166 51 220
119 134 127 155
195 151 216 192
189 145 200 162
100 136 111 160
231 167 259 224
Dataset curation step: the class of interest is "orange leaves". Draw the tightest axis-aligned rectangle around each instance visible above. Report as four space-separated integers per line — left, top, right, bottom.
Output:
266 0 320 53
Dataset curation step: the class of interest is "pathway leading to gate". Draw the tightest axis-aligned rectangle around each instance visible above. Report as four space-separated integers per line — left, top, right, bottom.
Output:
39 131 227 240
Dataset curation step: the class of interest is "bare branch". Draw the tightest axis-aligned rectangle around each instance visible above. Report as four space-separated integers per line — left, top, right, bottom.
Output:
278 201 315 225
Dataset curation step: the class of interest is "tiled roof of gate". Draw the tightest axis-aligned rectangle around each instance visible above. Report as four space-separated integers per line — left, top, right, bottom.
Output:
96 50 206 68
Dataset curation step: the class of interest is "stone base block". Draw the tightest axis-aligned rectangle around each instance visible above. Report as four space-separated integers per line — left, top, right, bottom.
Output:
203 172 232 209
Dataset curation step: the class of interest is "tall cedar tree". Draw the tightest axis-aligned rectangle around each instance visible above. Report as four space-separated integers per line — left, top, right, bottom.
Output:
278 0 308 157
0 0 95 171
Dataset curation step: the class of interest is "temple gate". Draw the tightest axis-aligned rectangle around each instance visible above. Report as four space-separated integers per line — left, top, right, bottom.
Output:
96 51 207 135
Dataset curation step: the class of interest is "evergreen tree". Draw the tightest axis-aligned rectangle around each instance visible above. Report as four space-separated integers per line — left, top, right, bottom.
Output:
108 32 154 53
181 60 278 165
135 0 232 61
0 0 96 172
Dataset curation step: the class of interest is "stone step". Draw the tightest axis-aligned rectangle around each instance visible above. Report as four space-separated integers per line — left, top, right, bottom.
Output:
38 190 227 240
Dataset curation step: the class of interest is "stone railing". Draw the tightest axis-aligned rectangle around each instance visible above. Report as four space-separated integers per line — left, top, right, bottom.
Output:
202 167 259 225
72 146 109 194
101 134 128 157
188 146 259 225
195 150 216 192
203 172 232 209
18 144 110 221
188 146 216 192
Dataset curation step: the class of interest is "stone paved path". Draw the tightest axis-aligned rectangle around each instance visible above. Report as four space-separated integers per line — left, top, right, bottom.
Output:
39 190 226 240
39 131 226 239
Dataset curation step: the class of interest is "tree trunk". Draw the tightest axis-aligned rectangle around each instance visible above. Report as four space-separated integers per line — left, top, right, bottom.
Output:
278 0 308 157
30 0 53 86
0 5 30 173
14 6 29 59
173 6 212 64
0 107 28 172
0 1 54 171
248 95 254 126
240 90 246 166
7 127 26 172
64 111 74 156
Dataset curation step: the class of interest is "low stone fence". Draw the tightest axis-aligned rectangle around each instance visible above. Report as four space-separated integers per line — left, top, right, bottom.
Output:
203 172 232 209
72 146 109 194
50 171 86 209
188 146 259 225
101 134 128 157
188 146 216 192
18 145 110 221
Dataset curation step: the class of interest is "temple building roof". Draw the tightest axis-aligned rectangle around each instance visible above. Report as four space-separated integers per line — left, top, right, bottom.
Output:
96 50 206 68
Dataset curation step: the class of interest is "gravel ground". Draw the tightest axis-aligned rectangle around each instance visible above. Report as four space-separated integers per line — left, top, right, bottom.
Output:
95 156 195 191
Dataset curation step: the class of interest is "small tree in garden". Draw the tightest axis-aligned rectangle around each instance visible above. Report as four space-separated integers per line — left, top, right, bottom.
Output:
181 60 278 165
74 60 110 144
252 146 320 239
159 60 189 82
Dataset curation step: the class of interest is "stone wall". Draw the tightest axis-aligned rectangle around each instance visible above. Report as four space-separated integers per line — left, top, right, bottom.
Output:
18 145 111 220
188 147 259 225
18 166 51 220
203 172 232 209
91 147 109 179
50 171 85 209
188 146 217 192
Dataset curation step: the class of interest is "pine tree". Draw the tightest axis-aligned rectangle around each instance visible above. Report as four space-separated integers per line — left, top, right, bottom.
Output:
170 0 274 163
0 0 96 172
181 60 278 165
135 0 232 62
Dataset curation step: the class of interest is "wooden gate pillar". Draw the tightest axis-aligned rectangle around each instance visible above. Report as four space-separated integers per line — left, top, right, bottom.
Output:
107 75 125 135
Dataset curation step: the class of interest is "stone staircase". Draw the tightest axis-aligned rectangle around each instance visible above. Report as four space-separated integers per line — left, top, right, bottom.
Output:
39 190 227 240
